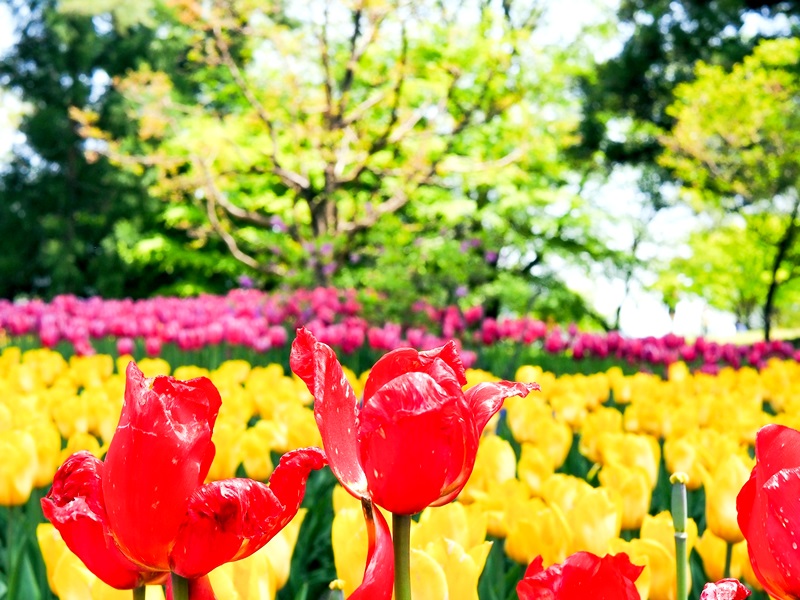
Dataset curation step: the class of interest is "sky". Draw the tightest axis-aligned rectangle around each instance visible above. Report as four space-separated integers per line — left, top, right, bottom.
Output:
0 1 738 339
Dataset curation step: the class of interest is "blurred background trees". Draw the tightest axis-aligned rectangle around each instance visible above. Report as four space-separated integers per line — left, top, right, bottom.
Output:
1 0 799 337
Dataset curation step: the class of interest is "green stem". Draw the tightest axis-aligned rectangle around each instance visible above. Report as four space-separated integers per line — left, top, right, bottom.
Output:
670 473 689 600
6 505 19 600
393 513 412 600
723 541 733 580
133 586 147 600
171 573 189 600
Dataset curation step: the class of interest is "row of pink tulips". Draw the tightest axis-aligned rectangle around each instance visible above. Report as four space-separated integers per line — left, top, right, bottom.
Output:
1 288 797 370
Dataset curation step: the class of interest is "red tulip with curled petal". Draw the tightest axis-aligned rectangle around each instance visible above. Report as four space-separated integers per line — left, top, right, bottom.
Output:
42 361 325 596
290 327 537 598
737 424 800 600
516 552 644 600
291 327 538 515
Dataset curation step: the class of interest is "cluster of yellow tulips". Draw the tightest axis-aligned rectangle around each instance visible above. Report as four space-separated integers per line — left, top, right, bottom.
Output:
2 345 798 599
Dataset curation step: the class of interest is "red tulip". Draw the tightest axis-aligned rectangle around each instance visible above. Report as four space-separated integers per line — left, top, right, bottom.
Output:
42 362 325 593
291 328 536 599
737 424 800 599
699 578 751 600
290 327 538 515
516 552 644 600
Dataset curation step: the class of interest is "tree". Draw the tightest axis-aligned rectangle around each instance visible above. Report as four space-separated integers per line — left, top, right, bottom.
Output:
71 0 623 325
578 0 800 172
0 0 237 300
659 37 800 339
652 217 800 330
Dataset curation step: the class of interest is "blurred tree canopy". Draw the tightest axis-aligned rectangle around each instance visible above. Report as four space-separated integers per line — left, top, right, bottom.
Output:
659 37 800 339
0 0 242 299
68 0 622 325
1 0 799 335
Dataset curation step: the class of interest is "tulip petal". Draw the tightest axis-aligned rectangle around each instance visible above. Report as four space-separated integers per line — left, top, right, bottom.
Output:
516 556 562 599
761 466 800 596
738 425 800 599
170 479 282 579
699 578 752 600
41 451 161 589
290 328 368 498
348 499 394 600
560 552 643 599
170 447 325 579
753 425 800 482
517 552 643 600
359 372 465 514
465 381 540 433
266 447 327 518
103 362 222 570
433 380 539 507
362 342 467 403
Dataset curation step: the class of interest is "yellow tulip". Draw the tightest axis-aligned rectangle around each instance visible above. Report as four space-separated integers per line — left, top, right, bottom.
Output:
528 418 573 469
566 486 622 556
599 462 652 530
597 432 661 489
69 354 114 389
134 357 171 377
241 421 285 481
281 403 322 450
460 435 517 501
539 473 594 514
703 453 753 544
173 365 211 381
503 393 556 444
695 529 747 582
0 429 38 505
207 509 306 599
410 548 449 600
662 436 704 491
60 431 105 464
578 406 623 463
422 537 492 600
213 360 252 385
37 523 165 600
517 444 555 497
549 391 589 428
639 512 697 600
27 419 63 488
468 478 531 538
207 419 245 481
0 346 21 378
412 502 487 551
505 498 572 567
609 537 652 600
332 507 377 597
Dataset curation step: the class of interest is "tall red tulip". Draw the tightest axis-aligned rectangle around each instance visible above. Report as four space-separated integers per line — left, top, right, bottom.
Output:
290 327 537 599
42 362 325 597
516 552 644 600
291 327 537 515
737 424 800 600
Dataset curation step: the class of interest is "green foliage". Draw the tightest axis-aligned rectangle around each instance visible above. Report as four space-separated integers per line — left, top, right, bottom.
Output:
0 0 227 300
659 37 800 335
654 217 800 328
69 0 624 325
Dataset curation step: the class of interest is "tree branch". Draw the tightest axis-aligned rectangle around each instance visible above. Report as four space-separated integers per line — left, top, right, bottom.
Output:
207 11 309 191
196 155 283 275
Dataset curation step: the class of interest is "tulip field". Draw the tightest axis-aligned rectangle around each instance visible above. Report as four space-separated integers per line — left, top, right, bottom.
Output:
0 290 799 599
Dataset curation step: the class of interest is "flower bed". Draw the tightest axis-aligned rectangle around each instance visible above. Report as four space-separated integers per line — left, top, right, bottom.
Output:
2 343 797 598
1 289 797 377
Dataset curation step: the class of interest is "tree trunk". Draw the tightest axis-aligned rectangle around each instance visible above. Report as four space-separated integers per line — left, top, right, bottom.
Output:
763 196 800 341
